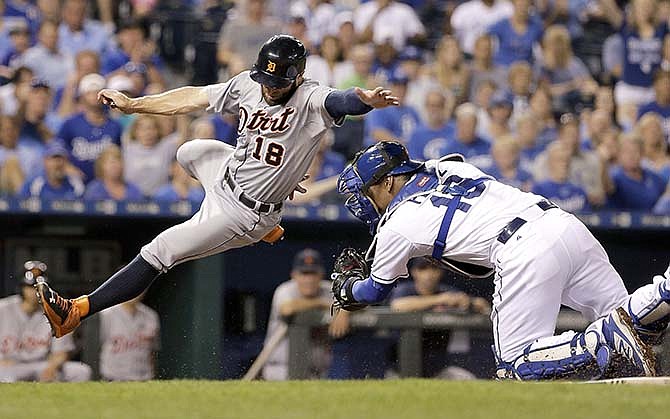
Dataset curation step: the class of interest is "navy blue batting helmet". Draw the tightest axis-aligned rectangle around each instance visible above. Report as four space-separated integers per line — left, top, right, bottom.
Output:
250 35 307 89
338 141 423 233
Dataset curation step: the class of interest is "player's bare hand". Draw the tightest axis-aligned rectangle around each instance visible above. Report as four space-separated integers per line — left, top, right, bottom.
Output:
98 89 134 113
288 174 310 200
328 309 351 338
355 86 399 109
470 297 491 315
441 291 471 311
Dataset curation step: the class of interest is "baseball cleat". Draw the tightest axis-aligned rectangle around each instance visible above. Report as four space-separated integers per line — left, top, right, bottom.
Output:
34 280 88 338
601 307 656 377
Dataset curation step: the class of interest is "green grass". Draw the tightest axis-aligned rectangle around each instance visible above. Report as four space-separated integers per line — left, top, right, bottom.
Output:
0 379 667 419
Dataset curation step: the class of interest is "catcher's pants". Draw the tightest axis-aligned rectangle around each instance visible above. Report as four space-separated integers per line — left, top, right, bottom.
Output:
141 140 281 272
489 207 629 363
0 361 91 382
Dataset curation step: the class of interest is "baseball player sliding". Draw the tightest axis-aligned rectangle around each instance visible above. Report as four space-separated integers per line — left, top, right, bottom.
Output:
331 141 670 380
36 35 399 339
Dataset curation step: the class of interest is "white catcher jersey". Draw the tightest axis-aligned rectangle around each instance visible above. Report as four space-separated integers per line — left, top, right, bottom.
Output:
99 303 160 381
370 159 545 283
205 71 341 203
0 295 75 362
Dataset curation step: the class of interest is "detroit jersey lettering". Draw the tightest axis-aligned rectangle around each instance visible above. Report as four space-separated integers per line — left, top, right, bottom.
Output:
206 71 340 203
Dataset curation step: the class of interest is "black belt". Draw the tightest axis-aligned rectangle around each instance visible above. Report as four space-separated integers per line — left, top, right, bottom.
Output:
224 172 282 213
497 200 558 244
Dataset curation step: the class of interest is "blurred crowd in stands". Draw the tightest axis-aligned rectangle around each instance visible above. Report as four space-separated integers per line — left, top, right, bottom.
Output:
1 0 670 214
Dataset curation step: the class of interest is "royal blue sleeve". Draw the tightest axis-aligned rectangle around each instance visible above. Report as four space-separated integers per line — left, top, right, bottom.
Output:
351 276 395 304
324 88 374 120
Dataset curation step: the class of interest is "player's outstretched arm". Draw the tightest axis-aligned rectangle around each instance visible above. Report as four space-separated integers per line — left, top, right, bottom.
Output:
98 86 210 116
354 87 400 108
324 87 399 120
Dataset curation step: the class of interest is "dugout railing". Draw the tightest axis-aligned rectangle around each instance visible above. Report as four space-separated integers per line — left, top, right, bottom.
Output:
286 309 670 379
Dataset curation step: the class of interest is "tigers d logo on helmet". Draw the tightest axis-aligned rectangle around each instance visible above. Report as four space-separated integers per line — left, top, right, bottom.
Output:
266 61 276 73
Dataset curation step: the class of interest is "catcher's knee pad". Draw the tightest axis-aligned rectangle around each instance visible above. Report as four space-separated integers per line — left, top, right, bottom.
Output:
495 330 609 380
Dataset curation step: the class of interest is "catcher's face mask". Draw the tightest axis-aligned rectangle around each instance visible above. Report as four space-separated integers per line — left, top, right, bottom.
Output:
338 141 424 234
338 163 381 234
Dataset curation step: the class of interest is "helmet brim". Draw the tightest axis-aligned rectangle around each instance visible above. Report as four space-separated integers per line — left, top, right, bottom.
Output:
388 159 424 176
250 68 293 89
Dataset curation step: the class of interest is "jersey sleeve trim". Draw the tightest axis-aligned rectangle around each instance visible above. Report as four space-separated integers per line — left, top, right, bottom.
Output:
371 273 410 285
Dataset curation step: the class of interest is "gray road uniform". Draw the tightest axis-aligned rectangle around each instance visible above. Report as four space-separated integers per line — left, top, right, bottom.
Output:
140 71 341 272
262 280 332 380
0 295 91 382
99 303 160 381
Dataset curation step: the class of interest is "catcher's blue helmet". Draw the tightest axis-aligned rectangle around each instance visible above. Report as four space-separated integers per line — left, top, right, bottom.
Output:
338 141 423 233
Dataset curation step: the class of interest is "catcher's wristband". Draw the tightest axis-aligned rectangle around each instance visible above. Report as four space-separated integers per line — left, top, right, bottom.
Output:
342 275 364 305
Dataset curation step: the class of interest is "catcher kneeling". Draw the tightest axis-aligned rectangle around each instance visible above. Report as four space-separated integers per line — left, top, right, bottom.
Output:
331 141 669 380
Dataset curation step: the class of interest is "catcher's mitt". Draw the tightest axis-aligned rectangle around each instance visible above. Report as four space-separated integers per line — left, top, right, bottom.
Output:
331 248 369 313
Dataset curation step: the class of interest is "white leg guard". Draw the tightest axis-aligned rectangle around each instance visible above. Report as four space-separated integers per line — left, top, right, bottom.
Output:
626 264 670 345
495 329 611 380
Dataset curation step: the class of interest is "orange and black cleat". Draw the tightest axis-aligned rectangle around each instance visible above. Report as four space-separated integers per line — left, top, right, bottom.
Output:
35 279 89 338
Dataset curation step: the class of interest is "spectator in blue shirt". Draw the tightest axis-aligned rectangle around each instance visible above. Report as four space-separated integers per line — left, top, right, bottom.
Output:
20 19 74 90
515 112 546 173
487 0 543 66
443 102 491 169
370 40 399 85
154 159 205 208
18 79 58 148
101 19 164 84
209 115 237 146
637 69 670 139
19 141 84 199
58 73 122 183
84 144 143 201
532 142 591 213
600 0 670 108
2 0 39 35
58 0 112 55
364 68 420 145
1 20 31 70
481 89 512 142
407 91 455 160
605 133 666 210
528 87 558 147
653 185 670 214
535 113 606 206
488 135 533 191
638 113 670 183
